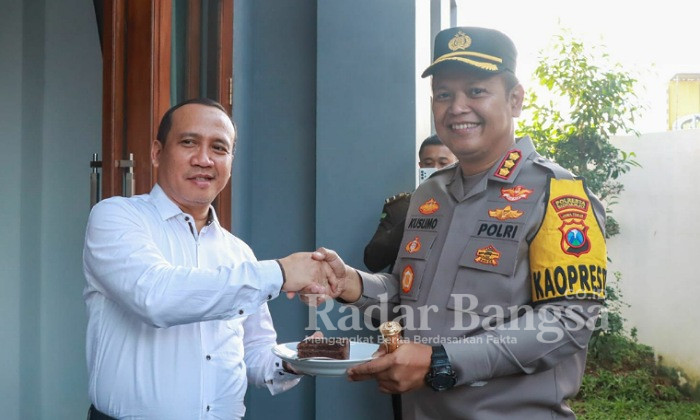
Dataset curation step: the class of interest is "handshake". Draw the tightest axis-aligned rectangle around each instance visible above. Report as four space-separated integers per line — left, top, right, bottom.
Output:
277 247 361 305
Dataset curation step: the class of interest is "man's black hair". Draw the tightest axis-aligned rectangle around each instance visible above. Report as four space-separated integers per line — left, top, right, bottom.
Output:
156 98 233 145
418 134 445 157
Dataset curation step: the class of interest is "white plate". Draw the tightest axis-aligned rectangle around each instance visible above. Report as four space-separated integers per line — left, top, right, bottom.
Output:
272 341 378 376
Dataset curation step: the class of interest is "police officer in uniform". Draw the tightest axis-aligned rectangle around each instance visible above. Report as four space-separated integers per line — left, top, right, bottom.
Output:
318 27 607 419
364 135 456 273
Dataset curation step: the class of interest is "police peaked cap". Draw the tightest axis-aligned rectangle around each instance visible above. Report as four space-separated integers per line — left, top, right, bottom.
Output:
422 26 517 78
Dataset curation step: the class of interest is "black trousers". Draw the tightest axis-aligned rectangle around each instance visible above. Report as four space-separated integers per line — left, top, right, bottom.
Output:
89 399 397 419
87 405 117 420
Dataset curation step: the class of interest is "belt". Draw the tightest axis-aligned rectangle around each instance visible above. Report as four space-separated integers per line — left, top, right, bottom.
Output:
88 405 117 420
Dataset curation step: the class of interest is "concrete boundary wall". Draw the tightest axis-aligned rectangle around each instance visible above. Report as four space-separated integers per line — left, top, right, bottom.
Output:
609 130 700 383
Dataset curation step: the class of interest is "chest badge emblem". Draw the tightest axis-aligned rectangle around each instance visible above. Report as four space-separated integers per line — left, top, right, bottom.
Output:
405 236 422 254
474 245 501 266
419 198 440 215
488 205 524 220
500 185 533 202
401 265 415 293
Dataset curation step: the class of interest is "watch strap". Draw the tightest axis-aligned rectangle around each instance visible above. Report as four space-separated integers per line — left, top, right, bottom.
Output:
430 345 450 368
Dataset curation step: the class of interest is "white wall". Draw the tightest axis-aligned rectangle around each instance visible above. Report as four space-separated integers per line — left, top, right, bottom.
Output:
609 130 700 383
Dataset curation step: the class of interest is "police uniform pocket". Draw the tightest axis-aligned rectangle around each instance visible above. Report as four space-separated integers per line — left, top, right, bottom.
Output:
395 232 438 301
446 238 520 316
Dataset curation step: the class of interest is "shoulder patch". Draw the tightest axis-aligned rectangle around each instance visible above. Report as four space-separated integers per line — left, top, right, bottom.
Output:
529 178 607 304
385 192 411 205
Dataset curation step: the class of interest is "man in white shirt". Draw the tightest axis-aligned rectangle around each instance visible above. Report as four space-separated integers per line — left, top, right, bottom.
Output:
83 98 336 419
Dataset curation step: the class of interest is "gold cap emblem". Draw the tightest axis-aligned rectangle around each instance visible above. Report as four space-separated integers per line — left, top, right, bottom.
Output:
448 31 472 51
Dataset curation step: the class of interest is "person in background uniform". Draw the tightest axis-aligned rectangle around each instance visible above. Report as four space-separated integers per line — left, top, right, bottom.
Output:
315 27 607 419
363 135 456 273
83 98 339 420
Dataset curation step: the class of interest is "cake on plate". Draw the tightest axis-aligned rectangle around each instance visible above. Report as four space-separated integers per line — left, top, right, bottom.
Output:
296 337 350 360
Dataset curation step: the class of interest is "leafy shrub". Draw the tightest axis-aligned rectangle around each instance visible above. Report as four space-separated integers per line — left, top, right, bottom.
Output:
520 29 700 416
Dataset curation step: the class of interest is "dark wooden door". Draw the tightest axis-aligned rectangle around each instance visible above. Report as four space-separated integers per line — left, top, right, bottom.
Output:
98 0 233 229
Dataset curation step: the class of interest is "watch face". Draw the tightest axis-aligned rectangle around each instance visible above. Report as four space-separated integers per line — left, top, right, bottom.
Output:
433 373 456 390
428 368 456 391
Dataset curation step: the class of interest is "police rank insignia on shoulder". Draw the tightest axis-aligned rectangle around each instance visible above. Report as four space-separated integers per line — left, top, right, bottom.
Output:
529 179 607 303
385 192 411 205
494 150 522 180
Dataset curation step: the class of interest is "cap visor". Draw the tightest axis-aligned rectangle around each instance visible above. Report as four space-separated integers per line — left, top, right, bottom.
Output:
421 58 503 78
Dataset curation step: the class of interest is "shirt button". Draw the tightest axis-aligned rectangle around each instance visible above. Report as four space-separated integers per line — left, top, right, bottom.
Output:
238 309 244 315
206 355 211 361
267 294 272 300
206 405 210 411
185 216 190 221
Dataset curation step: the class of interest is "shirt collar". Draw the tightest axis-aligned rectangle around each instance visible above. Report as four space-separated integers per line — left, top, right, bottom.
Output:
150 184 219 226
445 136 536 201
446 165 488 202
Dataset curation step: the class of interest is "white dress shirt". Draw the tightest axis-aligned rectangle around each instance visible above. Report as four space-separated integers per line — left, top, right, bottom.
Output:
83 185 300 419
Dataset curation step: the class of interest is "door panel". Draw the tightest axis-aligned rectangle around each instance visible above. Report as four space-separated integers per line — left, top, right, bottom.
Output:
98 0 233 229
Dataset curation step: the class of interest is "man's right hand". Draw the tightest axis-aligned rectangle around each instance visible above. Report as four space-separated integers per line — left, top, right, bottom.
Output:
277 253 329 297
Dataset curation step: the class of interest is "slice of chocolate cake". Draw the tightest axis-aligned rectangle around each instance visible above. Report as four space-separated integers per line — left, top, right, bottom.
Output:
297 337 350 360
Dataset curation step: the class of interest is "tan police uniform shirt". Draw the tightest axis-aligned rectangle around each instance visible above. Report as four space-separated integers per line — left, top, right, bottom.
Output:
353 136 607 419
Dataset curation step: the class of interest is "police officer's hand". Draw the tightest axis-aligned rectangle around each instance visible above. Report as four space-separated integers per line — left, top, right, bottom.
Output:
296 262 343 306
346 342 432 394
305 247 362 303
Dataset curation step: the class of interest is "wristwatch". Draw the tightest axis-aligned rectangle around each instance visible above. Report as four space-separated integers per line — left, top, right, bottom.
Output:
425 345 457 391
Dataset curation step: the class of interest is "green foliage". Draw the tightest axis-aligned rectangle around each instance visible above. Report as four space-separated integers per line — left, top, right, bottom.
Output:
516 29 643 237
518 29 700 416
589 272 629 360
572 273 700 416
570 398 700 419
